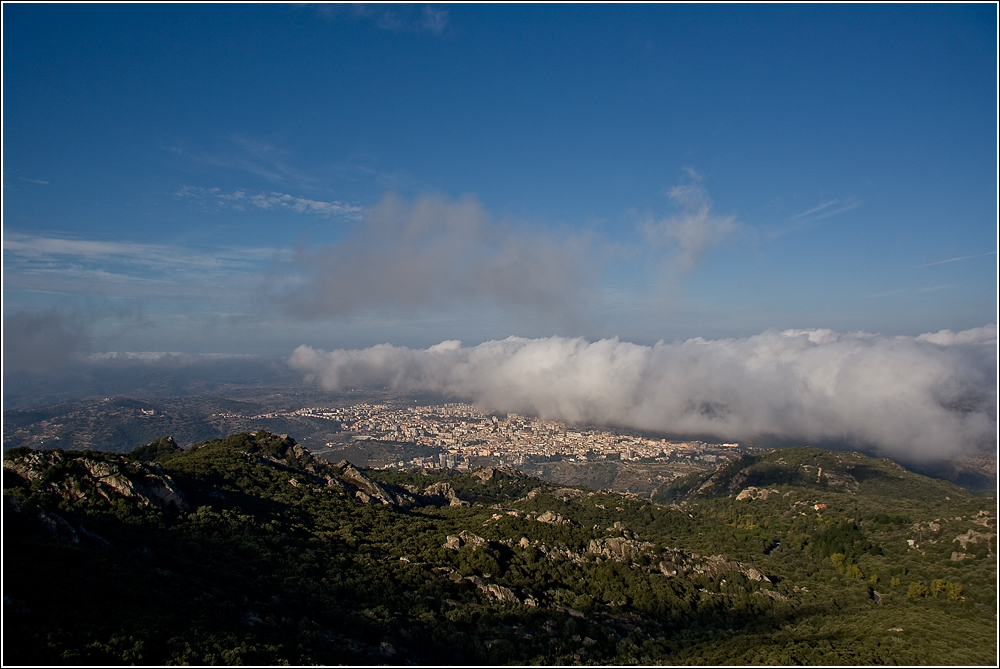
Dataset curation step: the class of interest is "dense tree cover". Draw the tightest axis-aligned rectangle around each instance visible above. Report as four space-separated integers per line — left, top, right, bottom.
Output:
125 435 183 463
3 435 996 665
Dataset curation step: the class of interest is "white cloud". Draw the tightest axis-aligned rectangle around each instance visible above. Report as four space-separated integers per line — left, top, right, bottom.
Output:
275 192 594 323
3 232 277 270
790 200 840 220
918 252 997 267
79 351 260 365
789 198 860 223
2 232 288 301
175 186 364 219
421 6 449 34
315 3 450 35
642 169 739 272
916 327 996 346
289 325 997 464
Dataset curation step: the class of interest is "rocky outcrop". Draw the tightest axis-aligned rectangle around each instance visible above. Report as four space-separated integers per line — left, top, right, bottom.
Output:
472 466 521 484
460 574 522 604
423 482 470 507
588 537 654 561
444 530 487 550
483 583 520 604
334 461 415 508
694 555 772 583
4 450 187 512
728 468 751 492
473 467 496 483
587 537 773 587
735 486 780 501
659 560 681 577
242 437 433 510
954 529 994 554
536 510 571 525
698 472 724 494
135 467 187 510
818 469 859 491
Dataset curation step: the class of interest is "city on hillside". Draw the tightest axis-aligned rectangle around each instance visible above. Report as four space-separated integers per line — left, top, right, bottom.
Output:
217 402 745 472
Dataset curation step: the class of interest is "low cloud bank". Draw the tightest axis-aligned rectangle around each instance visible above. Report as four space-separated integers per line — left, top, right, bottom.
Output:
289 326 997 463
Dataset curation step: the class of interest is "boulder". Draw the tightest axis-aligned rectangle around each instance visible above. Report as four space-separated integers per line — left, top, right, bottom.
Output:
484 583 520 604
536 510 570 525
443 530 487 550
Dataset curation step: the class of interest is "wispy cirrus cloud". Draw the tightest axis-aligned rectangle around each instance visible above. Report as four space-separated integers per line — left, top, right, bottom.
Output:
313 4 450 35
174 186 364 219
3 232 278 271
420 6 449 34
789 198 860 222
166 136 324 189
789 200 838 220
2 232 286 300
917 252 997 267
869 285 954 298
764 197 862 241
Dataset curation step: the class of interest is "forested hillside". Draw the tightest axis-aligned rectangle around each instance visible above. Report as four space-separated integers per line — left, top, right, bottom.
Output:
3 434 996 665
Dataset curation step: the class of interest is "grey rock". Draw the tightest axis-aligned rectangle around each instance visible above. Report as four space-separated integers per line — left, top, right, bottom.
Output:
444 530 488 550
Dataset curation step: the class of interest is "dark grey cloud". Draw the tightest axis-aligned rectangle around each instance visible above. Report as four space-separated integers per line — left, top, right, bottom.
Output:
289 325 997 464
2 309 91 373
275 192 593 327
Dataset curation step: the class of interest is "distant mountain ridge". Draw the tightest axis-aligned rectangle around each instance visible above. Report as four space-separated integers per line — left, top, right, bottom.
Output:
655 446 975 505
2 395 346 454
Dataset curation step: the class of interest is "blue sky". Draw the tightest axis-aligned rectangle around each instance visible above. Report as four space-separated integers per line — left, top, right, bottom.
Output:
3 3 997 360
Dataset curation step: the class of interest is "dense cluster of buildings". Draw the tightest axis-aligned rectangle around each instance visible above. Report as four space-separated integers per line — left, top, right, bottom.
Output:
266 402 741 470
